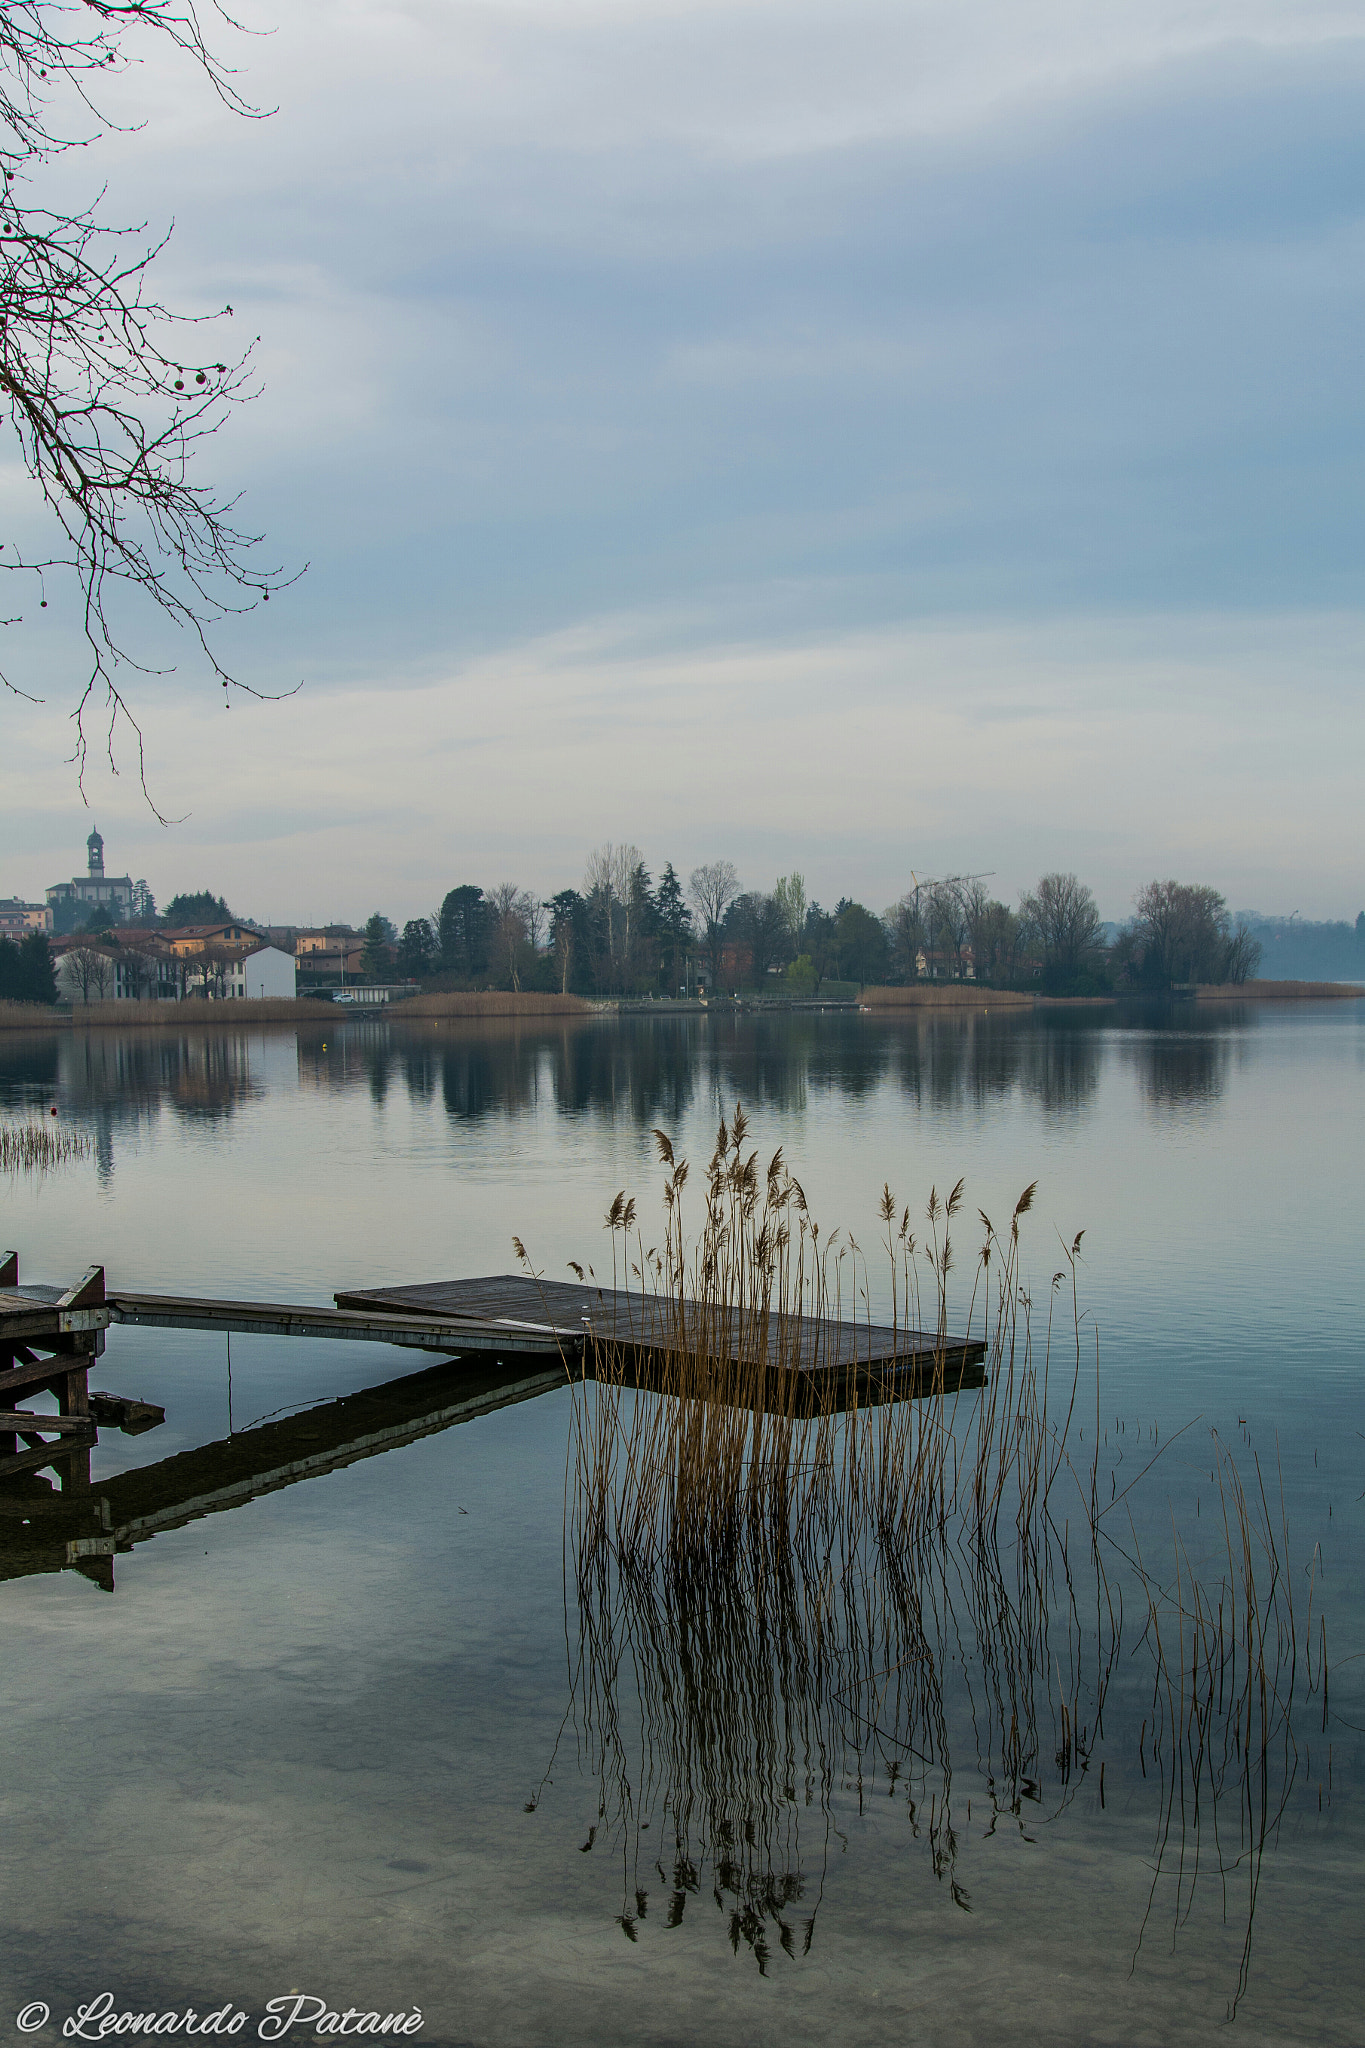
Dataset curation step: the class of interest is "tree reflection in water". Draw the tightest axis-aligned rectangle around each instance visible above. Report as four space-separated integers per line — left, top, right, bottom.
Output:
0 1007 1263 1176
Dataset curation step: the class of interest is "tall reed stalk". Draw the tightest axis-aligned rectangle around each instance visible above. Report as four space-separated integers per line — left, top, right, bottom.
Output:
521 1106 1328 2007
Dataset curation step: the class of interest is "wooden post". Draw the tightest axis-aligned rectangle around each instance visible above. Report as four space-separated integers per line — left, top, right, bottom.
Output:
58 1265 105 1310
56 1334 94 1495
1 1252 18 1404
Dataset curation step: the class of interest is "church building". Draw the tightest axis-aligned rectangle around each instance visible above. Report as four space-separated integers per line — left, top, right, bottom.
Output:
46 829 135 931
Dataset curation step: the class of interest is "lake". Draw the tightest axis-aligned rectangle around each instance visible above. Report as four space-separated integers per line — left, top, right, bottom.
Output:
1 1003 1361 2047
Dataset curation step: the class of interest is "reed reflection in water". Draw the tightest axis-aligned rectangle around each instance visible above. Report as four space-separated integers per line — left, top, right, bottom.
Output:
532 1111 1323 2016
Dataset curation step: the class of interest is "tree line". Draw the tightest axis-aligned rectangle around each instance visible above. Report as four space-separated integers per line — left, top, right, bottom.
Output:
364 857 1264 998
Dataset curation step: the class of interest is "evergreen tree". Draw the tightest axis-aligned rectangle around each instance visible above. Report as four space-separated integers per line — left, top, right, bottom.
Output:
164 891 232 926
832 901 890 986
546 889 592 994
0 933 58 1005
438 886 490 980
653 863 693 992
20 931 57 1005
360 913 392 981
397 919 436 979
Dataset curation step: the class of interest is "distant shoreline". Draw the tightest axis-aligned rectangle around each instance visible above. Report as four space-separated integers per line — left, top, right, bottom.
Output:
0 980 1360 1032
863 981 1365 1009
0 991 593 1031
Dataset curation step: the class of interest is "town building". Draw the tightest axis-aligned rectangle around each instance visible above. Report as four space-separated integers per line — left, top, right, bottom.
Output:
0 898 52 938
51 930 297 1004
222 946 296 1000
46 830 135 929
294 929 366 985
159 921 265 958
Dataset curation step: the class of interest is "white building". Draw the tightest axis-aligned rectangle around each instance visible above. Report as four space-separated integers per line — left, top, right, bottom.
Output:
224 945 297 1001
53 938 297 1004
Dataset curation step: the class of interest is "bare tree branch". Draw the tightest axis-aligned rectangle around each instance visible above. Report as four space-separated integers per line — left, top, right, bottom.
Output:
0 0 298 812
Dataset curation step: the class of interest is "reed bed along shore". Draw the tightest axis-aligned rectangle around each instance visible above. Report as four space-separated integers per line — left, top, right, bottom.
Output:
862 984 1034 1008
398 991 592 1018
0 996 337 1030
865 979 1363 1007
0 990 594 1031
0 1120 93 1172
522 1107 1328 2009
1193 979 1364 1000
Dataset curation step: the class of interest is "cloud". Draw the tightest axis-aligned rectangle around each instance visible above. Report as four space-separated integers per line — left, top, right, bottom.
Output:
7 606 1362 920
3 0 1365 907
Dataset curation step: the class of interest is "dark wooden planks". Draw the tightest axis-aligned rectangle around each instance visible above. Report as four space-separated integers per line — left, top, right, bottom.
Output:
335 1274 985 1378
0 1409 95 1435
107 1293 563 1356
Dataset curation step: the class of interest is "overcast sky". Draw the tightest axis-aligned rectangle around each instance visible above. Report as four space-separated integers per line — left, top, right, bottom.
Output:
3 0 1364 923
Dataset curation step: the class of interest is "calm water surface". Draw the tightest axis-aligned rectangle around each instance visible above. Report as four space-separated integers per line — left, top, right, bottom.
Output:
0 1005 1361 2047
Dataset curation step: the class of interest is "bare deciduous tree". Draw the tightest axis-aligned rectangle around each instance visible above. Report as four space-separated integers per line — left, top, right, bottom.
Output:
488 881 537 991
924 880 970 979
585 843 644 989
884 893 926 980
687 859 739 983
962 885 1022 984
64 941 111 1001
1019 872 1103 979
730 891 787 983
0 0 294 805
117 932 164 998
1130 881 1260 986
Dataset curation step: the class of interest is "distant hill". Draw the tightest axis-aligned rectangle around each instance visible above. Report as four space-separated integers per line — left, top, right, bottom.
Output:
1236 913 1365 984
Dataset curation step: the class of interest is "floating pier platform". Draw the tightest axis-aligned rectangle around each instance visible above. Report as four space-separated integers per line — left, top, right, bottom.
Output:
335 1274 986 1397
2 1254 987 1589
2 1253 985 1514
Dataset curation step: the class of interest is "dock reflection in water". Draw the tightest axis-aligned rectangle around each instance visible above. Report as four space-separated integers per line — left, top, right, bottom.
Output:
0 1355 561 1592
0 1341 1316 2020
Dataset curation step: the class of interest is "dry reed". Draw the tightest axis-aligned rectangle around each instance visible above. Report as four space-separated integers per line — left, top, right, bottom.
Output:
1192 980 1364 1001
398 991 593 1018
521 1105 1328 2004
0 997 338 1030
861 984 1034 1008
0 1121 93 1171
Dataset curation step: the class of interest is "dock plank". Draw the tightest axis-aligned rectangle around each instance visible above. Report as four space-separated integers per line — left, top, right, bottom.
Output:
106 1293 564 1357
0 1410 95 1435
335 1275 985 1380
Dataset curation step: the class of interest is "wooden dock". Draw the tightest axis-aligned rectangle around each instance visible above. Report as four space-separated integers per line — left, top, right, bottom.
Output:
335 1274 986 1394
2 1253 985 1507
105 1292 563 1357
0 1252 111 1491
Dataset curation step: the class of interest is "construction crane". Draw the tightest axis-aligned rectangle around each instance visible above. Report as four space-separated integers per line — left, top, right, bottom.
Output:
906 870 996 923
